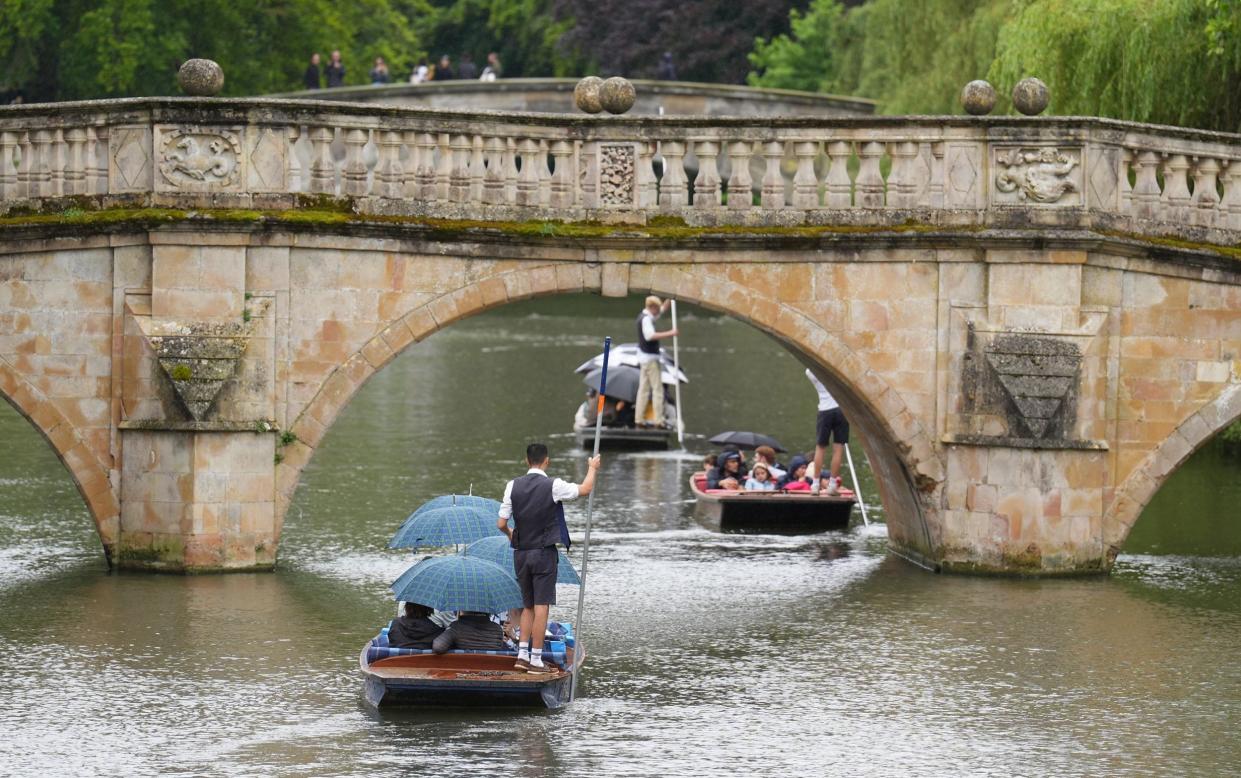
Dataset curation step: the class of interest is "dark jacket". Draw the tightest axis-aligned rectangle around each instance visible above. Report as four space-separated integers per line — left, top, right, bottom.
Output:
432 614 506 653
706 450 747 488
778 454 809 488
388 615 443 649
457 60 478 80
303 63 320 90
325 62 345 87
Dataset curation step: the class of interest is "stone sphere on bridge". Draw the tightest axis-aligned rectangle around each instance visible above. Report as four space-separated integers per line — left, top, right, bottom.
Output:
960 80 997 116
1011 77 1050 116
177 58 224 96
600 77 637 115
574 77 605 114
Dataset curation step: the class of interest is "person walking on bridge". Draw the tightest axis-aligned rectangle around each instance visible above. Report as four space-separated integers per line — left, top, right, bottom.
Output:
498 443 600 674
635 296 678 428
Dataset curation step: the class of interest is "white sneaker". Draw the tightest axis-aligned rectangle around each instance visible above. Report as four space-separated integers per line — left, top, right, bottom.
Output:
826 478 840 497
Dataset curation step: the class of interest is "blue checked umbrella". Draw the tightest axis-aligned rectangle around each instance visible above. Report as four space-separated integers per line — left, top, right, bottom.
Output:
390 555 523 614
390 496 503 549
410 494 501 519
462 535 582 586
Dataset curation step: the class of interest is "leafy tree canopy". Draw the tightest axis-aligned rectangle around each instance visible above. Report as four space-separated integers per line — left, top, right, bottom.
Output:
750 0 1241 132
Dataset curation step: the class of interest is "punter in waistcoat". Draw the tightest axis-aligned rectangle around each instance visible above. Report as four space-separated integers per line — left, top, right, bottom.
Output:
497 443 600 673
635 295 679 428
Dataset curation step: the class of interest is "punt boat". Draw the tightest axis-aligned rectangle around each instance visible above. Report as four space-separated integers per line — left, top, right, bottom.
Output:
689 471 856 534
572 400 675 450
359 624 581 709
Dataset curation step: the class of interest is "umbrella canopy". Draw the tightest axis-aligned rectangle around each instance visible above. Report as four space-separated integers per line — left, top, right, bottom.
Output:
462 535 581 585
582 363 682 405
709 430 786 452
389 503 502 549
575 344 688 383
409 494 501 519
391 555 523 614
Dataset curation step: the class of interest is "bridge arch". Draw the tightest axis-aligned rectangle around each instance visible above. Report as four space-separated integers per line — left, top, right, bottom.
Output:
1104 383 1241 559
275 261 942 558
0 356 118 560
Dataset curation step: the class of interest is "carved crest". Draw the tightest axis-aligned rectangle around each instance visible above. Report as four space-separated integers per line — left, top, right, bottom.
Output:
599 144 635 206
159 128 241 188
983 334 1081 439
994 147 1079 203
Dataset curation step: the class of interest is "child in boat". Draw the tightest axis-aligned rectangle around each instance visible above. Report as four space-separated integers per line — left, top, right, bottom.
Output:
753 445 787 481
778 454 812 491
389 602 444 649
744 462 777 491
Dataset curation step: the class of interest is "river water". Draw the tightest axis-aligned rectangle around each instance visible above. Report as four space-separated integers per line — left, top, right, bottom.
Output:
1 295 1240 776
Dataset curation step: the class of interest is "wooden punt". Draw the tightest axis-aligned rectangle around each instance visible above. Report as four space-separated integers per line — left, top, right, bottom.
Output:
689 472 855 534
572 401 673 450
359 647 582 709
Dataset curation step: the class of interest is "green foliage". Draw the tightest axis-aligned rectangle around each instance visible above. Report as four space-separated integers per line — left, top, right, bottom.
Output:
750 0 1241 131
422 0 579 77
1223 419 1241 446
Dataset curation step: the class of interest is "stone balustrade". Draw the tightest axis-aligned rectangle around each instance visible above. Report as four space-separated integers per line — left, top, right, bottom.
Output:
3 98 1241 243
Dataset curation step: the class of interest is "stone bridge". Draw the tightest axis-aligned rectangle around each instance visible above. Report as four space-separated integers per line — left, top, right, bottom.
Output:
0 97 1238 575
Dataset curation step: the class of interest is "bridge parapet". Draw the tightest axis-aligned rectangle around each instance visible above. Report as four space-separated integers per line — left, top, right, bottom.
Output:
2 99 1241 246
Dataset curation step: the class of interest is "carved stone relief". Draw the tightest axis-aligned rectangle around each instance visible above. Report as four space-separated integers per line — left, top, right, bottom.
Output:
993 146 1081 205
158 127 241 189
599 143 635 207
962 330 1082 441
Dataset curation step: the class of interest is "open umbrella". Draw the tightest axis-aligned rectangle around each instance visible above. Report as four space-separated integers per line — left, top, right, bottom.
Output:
391 555 523 614
575 344 688 383
389 503 502 549
462 535 581 585
582 364 682 404
709 430 786 452
408 494 500 519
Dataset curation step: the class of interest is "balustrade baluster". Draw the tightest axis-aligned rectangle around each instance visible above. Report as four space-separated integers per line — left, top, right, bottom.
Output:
49 130 65 197
791 141 819 209
636 141 658 208
342 128 369 196
64 128 86 196
434 133 453 202
549 140 574 208
483 136 506 205
1130 150 1161 220
658 141 688 208
448 134 472 203
536 139 552 206
503 138 519 205
578 142 598 208
1221 160 1241 231
887 141 919 208
1118 148 1133 214
16 132 32 198
285 127 303 193
856 141 885 208
760 141 784 209
414 132 437 200
825 140 852 209
515 138 541 207
308 126 336 195
30 130 52 197
87 127 108 194
374 130 404 199
1160 153 1191 222
927 142 945 208
0 131 16 200
727 141 754 211
400 130 418 198
469 135 485 203
693 140 722 208
1191 156 1222 227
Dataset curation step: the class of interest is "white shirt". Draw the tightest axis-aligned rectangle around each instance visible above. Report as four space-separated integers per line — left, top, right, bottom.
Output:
639 309 661 364
805 368 839 411
498 467 581 519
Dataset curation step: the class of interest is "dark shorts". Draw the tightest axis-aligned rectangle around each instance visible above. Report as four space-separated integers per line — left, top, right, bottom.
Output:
513 546 558 608
816 408 850 446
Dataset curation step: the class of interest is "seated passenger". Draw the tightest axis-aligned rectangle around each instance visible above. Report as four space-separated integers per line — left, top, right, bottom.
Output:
744 462 777 491
432 611 507 653
388 602 444 649
754 445 787 480
702 453 717 473
706 450 747 490
778 454 812 491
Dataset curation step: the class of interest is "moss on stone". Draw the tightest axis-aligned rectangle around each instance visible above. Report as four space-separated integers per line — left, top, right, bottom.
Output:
169 364 193 381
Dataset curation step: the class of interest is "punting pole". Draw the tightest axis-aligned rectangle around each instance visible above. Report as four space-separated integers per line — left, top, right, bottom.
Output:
844 443 870 527
670 300 685 448
571 335 610 701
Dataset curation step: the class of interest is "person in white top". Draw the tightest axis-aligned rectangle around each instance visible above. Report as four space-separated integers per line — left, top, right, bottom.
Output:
805 368 849 496
634 295 678 428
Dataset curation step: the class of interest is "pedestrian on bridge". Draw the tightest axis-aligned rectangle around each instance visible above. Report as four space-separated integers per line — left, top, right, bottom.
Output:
497 443 599 674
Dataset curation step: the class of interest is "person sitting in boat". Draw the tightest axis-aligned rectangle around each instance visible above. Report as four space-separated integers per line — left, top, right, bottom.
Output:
431 611 507 653
706 450 747 490
389 602 445 649
778 454 812 491
744 462 777 491
703 453 717 472
753 445 787 481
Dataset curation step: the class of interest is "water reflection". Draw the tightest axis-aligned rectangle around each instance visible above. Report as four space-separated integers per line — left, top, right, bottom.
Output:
0 295 1239 776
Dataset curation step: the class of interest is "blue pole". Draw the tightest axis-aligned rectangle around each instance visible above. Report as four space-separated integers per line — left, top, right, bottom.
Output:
571 336 609 701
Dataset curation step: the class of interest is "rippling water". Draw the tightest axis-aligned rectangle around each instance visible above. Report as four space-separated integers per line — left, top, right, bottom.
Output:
1 295 1240 776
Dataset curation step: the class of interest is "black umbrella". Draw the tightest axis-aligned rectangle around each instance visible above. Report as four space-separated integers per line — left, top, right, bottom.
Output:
582 364 641 404
708 431 786 452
